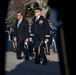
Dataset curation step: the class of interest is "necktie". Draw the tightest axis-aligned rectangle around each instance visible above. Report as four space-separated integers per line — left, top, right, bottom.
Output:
17 20 21 28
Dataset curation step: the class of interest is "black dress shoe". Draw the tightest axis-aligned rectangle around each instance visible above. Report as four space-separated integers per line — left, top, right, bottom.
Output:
34 62 40 64
42 62 46 65
42 61 48 65
17 57 23 60
24 57 29 60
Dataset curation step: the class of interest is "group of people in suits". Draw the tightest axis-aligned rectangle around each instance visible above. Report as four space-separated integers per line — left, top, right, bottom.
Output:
13 8 51 65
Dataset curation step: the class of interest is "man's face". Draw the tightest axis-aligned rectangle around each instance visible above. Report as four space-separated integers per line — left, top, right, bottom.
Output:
35 11 41 17
17 13 23 20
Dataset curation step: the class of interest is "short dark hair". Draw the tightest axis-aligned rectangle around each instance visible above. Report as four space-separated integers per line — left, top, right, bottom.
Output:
17 11 23 15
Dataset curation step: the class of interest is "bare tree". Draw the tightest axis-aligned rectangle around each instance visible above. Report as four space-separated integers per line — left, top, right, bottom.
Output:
6 0 24 23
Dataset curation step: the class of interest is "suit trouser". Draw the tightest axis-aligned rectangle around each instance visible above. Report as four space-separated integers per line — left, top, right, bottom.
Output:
28 42 34 56
16 40 29 59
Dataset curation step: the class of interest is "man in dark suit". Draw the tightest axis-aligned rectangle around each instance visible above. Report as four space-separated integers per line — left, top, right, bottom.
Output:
14 11 29 60
30 8 50 64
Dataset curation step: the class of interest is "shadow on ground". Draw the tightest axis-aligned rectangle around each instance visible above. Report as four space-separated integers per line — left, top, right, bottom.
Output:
5 56 61 75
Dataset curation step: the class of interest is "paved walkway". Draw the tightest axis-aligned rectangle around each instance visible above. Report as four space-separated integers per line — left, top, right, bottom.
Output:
5 50 61 75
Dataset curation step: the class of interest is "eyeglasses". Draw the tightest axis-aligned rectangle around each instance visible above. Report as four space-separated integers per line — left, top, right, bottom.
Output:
17 15 21 16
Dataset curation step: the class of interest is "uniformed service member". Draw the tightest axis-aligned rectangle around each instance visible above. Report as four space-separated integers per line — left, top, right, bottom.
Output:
30 8 50 64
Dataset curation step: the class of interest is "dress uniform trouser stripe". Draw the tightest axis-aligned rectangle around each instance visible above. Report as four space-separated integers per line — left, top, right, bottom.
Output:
37 41 43 62
38 41 43 55
37 41 47 62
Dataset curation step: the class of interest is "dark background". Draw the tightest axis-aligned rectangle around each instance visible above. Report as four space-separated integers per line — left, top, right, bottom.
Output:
0 0 9 75
48 0 75 75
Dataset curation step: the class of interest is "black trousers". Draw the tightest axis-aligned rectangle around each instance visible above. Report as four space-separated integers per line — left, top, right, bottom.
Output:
28 42 34 56
16 40 29 59
35 41 47 63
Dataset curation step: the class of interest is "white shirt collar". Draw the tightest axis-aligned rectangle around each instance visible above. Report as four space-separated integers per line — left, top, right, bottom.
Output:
37 16 40 19
19 18 22 22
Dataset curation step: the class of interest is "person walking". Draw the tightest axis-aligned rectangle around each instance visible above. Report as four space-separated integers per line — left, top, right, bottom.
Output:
14 11 29 60
30 8 50 64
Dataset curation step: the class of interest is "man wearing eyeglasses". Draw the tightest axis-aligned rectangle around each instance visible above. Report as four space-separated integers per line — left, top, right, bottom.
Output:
14 11 29 60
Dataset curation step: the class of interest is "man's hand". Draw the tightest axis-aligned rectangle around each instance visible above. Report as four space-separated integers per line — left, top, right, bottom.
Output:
30 38 33 42
14 37 17 42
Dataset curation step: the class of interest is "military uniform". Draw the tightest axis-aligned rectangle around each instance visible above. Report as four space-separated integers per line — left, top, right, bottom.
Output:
30 14 50 64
